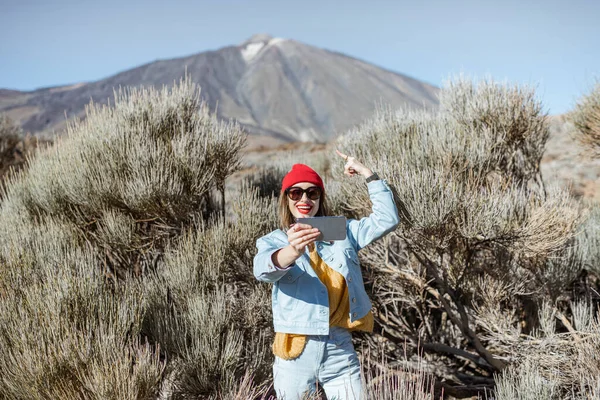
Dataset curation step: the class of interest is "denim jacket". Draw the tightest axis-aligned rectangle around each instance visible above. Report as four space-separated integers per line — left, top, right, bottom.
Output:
253 179 400 335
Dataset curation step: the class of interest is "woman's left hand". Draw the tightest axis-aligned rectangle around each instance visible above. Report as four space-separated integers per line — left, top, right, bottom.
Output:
336 149 373 178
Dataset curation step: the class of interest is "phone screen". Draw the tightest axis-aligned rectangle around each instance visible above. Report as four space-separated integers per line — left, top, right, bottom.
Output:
296 216 347 241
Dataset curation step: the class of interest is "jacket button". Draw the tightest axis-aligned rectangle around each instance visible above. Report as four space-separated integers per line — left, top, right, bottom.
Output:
352 297 356 303
352 312 357 318
287 275 293 281
348 276 353 282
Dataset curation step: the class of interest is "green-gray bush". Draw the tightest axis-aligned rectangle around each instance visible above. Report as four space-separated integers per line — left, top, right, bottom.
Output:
140 183 278 398
571 82 600 157
494 360 556 400
0 115 23 179
0 78 245 278
0 114 48 197
0 78 268 399
334 77 591 397
0 222 164 399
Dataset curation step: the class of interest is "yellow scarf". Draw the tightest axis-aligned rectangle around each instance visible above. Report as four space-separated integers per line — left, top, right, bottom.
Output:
272 244 373 360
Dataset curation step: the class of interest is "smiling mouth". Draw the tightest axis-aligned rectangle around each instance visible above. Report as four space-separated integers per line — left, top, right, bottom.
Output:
296 205 313 214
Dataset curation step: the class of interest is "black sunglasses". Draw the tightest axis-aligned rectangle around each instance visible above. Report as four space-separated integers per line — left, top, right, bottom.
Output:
285 186 322 201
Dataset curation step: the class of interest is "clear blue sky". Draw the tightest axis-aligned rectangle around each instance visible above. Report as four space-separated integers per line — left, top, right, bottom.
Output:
1 0 598 114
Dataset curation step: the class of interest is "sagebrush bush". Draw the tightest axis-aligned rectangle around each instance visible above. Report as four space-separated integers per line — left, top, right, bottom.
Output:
0 78 245 278
494 360 557 400
571 82 600 157
0 78 269 399
0 222 164 399
334 77 597 398
0 115 23 179
141 183 278 398
0 114 48 197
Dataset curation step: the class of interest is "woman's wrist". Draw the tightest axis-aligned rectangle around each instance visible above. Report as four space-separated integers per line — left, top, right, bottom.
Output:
361 168 373 178
272 245 300 269
286 244 302 258
282 244 302 263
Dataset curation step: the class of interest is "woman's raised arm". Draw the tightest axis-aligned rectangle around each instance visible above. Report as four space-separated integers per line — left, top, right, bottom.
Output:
336 149 400 250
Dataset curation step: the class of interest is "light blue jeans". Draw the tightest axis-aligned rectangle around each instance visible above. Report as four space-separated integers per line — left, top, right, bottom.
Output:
273 327 363 400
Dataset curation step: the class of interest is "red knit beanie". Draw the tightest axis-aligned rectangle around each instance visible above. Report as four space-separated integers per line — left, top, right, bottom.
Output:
281 164 324 193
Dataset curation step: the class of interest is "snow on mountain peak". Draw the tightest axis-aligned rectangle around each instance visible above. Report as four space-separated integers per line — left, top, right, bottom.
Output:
240 34 286 62
241 42 265 62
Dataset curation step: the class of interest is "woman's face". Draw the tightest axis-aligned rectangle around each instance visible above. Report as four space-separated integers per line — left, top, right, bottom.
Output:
286 182 321 219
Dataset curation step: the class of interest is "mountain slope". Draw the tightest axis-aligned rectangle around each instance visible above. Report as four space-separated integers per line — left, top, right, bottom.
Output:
0 34 439 142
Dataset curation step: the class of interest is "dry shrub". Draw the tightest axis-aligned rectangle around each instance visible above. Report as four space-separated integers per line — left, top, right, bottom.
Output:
0 78 274 399
334 77 589 397
0 77 245 278
245 166 288 199
0 221 164 399
571 82 600 157
494 360 557 400
493 300 600 400
142 183 278 398
0 114 49 197
358 344 437 400
0 115 24 181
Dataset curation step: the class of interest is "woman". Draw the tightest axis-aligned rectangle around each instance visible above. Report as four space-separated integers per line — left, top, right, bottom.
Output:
253 150 399 400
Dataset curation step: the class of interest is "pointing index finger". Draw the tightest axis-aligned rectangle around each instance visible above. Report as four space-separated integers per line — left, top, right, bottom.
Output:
335 149 348 159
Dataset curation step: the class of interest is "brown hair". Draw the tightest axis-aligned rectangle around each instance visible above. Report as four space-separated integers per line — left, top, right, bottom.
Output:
278 189 330 230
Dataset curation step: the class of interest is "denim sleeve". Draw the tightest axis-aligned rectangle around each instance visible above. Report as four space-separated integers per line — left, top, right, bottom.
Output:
347 179 400 251
253 234 293 283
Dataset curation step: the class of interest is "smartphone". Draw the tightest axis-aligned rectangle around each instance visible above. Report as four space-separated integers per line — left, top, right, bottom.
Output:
296 216 347 241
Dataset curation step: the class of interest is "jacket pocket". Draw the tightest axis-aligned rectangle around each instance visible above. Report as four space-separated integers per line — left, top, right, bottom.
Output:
275 266 305 314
